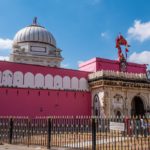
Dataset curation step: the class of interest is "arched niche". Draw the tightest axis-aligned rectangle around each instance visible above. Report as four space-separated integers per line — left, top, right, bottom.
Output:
13 71 23 87
45 74 53 89
35 73 44 88
24 72 34 88
79 77 88 90
2 70 13 87
71 77 78 90
63 76 71 89
112 94 124 110
54 75 62 89
131 96 145 116
93 94 101 116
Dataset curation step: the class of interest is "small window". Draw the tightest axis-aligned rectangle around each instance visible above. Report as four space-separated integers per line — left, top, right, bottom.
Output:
31 46 46 53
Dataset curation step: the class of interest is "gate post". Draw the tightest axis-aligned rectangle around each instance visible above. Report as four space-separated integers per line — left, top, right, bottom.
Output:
47 118 52 149
92 117 96 150
8 118 13 144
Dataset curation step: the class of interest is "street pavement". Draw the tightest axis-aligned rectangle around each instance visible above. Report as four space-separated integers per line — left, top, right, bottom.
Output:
0 144 46 150
0 144 74 150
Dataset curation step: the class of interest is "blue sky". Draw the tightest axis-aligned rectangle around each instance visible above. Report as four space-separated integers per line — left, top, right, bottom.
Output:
0 0 150 69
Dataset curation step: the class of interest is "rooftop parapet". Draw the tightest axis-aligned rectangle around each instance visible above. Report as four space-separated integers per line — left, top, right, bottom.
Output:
88 70 147 81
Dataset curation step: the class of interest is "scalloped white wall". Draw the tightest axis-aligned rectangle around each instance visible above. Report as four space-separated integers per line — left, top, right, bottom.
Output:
0 70 88 91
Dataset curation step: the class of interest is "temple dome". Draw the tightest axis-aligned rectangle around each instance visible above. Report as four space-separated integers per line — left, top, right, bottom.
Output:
13 20 56 47
10 18 63 68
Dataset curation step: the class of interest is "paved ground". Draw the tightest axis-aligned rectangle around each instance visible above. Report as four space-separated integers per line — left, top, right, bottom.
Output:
0 144 74 150
0 144 46 150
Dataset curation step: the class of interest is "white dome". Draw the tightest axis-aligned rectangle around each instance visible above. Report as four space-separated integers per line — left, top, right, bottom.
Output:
13 24 56 47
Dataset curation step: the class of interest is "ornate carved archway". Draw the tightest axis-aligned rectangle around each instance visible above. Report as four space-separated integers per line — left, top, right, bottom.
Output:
131 96 145 116
112 94 124 116
93 94 100 116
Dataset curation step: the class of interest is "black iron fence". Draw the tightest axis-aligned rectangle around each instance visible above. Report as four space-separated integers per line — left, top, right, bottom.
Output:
0 116 150 150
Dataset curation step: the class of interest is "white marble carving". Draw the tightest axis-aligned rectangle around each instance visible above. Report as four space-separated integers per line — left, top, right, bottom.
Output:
0 69 89 91
79 78 88 90
13 71 23 87
35 73 44 88
88 70 147 80
45 74 53 89
63 76 70 89
71 77 78 90
54 75 62 89
24 72 34 88
2 70 13 87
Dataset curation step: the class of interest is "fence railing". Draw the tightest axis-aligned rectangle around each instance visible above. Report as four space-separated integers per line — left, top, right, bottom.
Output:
0 116 150 150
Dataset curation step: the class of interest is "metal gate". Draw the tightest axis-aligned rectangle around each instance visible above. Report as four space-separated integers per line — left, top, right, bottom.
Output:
0 116 150 150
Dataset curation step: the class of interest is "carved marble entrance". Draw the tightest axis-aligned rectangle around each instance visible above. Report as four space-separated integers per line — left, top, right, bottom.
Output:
131 96 145 116
93 94 100 116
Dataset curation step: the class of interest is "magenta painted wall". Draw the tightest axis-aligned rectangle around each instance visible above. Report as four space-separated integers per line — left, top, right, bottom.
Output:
79 57 147 74
0 56 146 117
0 88 91 117
79 58 97 72
0 61 89 79
127 62 147 73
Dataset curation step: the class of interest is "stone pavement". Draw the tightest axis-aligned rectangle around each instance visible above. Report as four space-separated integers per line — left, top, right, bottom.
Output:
0 144 74 150
0 144 46 150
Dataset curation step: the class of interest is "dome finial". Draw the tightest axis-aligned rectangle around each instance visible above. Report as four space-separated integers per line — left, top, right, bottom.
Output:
33 17 37 25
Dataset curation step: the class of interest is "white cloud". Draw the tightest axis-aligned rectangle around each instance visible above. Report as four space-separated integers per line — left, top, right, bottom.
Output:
78 60 84 65
101 32 109 39
127 20 150 42
0 56 9 61
0 38 13 50
128 51 150 66
61 63 69 68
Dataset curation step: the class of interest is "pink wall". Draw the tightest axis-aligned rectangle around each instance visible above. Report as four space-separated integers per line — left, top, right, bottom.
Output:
79 58 97 72
127 62 147 73
96 58 119 71
0 61 89 79
79 57 147 74
0 88 91 117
